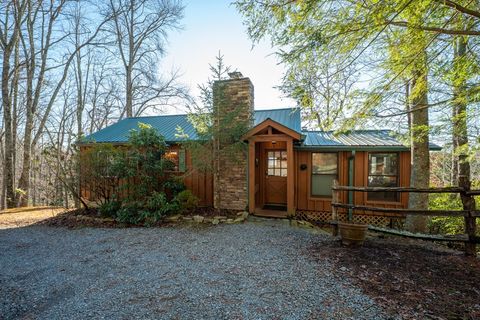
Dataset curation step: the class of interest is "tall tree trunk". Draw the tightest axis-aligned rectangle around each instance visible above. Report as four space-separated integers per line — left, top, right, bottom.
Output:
1 0 26 208
405 55 430 233
451 35 476 255
126 67 133 117
2 46 16 209
17 70 34 207
0 134 6 210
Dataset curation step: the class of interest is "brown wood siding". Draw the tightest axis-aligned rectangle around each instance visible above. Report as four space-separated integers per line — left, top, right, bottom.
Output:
79 144 213 207
183 148 213 206
295 150 411 214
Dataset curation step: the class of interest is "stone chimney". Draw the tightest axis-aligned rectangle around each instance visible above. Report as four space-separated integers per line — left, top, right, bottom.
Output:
212 73 254 211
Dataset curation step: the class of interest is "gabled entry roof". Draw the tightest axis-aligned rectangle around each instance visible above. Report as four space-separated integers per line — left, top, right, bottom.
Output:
242 118 302 141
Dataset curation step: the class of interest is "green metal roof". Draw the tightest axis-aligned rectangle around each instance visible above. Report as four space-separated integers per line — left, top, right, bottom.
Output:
300 130 441 150
254 107 301 132
83 108 301 144
83 108 441 151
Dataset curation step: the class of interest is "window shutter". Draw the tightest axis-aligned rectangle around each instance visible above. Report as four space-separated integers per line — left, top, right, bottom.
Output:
179 149 186 172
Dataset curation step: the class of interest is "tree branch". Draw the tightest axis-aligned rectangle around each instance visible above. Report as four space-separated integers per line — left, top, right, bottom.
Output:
390 20 480 36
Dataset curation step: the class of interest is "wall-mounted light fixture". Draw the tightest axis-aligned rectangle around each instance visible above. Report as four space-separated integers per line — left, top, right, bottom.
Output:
271 141 276 145
300 164 307 171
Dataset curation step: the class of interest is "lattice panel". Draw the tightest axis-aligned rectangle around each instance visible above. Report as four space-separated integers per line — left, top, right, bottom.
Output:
295 210 332 222
295 210 398 227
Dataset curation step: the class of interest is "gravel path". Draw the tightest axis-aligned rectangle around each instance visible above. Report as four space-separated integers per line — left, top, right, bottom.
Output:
0 220 386 319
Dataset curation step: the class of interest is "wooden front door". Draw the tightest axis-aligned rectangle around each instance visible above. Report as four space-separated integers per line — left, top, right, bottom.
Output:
265 150 287 204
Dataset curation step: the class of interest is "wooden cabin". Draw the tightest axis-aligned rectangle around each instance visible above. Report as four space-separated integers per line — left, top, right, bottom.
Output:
81 74 440 226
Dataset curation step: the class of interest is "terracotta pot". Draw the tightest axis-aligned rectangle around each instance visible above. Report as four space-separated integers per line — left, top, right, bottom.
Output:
338 222 368 246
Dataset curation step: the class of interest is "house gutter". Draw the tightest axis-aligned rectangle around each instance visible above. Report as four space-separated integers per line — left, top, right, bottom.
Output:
294 145 411 152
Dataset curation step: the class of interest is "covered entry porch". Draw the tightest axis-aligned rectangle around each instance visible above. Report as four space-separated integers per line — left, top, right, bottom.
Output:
243 119 301 217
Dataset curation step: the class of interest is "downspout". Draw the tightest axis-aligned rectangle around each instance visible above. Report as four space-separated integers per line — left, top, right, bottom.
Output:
348 150 355 221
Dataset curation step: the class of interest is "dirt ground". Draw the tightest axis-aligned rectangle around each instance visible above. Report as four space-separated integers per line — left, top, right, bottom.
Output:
0 206 68 229
310 236 480 319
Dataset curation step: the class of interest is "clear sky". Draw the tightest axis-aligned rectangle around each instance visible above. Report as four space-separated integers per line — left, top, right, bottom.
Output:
161 0 295 114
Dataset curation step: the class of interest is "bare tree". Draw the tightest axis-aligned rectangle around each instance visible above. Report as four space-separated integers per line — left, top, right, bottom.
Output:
105 0 185 117
11 0 110 207
0 0 27 208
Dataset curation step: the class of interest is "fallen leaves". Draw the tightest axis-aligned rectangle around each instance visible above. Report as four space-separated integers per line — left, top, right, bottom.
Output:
309 237 480 319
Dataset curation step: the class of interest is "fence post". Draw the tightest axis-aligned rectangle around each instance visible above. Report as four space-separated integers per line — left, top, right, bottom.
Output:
465 210 477 256
459 175 477 256
332 179 339 236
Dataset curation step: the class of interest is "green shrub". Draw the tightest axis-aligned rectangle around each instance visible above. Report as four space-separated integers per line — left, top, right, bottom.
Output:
146 191 178 215
85 124 192 225
98 200 121 218
175 190 199 214
428 193 464 235
163 178 186 198
116 203 143 224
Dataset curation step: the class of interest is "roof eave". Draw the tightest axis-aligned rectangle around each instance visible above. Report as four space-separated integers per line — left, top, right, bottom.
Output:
296 145 409 151
296 145 442 151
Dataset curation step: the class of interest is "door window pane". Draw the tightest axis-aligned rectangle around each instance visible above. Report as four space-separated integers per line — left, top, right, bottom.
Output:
267 151 287 177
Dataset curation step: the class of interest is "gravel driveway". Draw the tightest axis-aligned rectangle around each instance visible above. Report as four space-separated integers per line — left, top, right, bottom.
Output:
0 220 386 319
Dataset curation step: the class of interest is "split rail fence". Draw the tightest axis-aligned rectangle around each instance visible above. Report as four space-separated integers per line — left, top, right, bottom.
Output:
331 180 480 256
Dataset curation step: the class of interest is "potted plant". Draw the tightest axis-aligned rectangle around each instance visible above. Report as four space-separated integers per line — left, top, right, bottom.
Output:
332 178 368 246
338 208 368 246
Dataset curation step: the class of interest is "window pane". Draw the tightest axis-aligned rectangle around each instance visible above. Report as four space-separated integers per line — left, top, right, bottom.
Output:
268 168 274 176
275 158 281 168
368 191 398 201
165 150 179 171
367 174 398 201
280 169 287 177
311 174 336 196
312 153 338 174
369 153 398 175
368 175 397 187
268 159 275 168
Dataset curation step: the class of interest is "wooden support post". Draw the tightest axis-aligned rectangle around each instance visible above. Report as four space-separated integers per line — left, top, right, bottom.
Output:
248 140 256 214
287 138 295 216
332 179 339 236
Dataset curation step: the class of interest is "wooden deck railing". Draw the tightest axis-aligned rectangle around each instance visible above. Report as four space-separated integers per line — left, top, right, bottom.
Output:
331 180 479 256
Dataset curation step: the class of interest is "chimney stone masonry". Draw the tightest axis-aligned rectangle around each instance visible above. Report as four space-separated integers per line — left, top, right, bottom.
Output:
212 75 254 211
